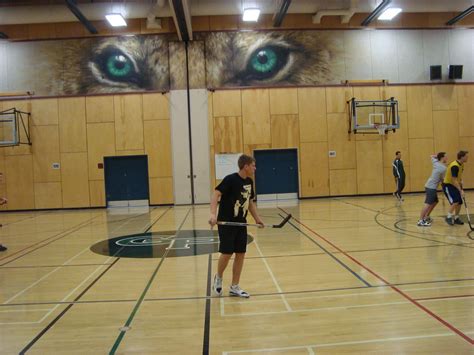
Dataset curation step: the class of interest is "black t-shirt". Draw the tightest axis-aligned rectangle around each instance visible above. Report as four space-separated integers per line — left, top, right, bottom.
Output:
216 173 255 222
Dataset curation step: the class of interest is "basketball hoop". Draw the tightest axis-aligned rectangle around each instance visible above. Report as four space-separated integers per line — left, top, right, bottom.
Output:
374 124 387 135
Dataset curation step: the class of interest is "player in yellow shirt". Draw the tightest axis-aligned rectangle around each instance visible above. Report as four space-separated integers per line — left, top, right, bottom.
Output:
442 151 469 225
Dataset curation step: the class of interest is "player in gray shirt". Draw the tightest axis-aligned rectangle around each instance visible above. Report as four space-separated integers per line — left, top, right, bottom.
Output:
417 152 447 226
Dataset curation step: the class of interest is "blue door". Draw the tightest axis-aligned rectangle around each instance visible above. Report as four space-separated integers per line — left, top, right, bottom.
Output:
104 155 150 204
254 149 298 197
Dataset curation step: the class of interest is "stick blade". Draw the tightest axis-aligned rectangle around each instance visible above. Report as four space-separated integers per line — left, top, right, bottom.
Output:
274 214 292 228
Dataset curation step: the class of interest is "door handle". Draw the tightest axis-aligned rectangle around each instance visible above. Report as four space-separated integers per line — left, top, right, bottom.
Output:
187 175 190 178
193 175 196 178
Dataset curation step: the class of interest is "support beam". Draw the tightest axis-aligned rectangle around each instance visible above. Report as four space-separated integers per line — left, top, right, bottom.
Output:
360 0 391 26
446 6 474 26
64 0 98 34
273 0 292 27
169 0 192 41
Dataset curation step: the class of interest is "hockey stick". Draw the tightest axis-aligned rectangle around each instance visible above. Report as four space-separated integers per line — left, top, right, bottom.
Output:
217 214 292 228
462 197 474 234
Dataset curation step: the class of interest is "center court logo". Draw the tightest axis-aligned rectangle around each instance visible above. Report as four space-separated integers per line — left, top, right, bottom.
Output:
90 230 254 258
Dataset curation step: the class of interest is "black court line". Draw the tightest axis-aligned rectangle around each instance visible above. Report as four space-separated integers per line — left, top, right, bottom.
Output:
334 198 474 248
18 208 171 354
0 263 114 269
109 207 191 355
0 216 102 266
0 211 50 227
19 257 121 355
3 277 474 309
394 218 474 243
202 254 212 355
288 220 372 287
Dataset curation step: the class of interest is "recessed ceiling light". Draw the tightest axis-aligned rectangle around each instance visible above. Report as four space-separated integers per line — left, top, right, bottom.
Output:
105 14 127 27
243 8 260 22
378 8 402 21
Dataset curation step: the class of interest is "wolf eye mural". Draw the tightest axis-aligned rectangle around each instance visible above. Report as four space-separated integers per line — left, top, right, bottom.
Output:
2 30 344 96
205 31 344 88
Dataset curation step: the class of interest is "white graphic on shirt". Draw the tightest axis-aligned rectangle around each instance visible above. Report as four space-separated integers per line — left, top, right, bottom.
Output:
234 184 252 218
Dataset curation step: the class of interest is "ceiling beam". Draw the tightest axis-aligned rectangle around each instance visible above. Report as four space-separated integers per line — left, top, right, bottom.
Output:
446 6 474 25
169 0 192 41
273 0 292 27
64 0 98 34
361 0 391 26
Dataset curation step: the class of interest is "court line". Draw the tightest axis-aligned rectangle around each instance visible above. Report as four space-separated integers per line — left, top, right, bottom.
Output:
0 215 101 265
18 208 171 353
337 199 474 248
109 207 191 355
0 263 114 269
253 240 292 311
0 308 52 313
287 220 373 287
0 211 49 227
281 207 474 345
222 330 474 354
202 254 212 355
415 294 474 301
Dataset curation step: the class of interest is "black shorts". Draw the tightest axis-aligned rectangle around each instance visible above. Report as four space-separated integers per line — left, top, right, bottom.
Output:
217 225 248 254
442 183 462 205
424 188 438 204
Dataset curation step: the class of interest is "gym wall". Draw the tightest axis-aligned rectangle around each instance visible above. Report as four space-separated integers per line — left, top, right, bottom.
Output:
209 84 474 197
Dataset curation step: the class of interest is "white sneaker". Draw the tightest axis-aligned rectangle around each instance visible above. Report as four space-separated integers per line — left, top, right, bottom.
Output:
417 219 431 227
229 284 250 298
425 216 433 223
213 275 223 296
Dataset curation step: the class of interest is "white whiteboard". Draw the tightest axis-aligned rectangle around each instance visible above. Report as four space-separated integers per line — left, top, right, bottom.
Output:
215 153 241 179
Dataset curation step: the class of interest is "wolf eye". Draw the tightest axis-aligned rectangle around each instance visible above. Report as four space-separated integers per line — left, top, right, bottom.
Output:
244 45 290 80
106 54 132 77
96 47 141 84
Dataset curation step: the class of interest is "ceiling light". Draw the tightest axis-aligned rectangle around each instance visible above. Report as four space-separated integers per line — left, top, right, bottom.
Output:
378 8 402 20
243 8 260 22
105 14 127 27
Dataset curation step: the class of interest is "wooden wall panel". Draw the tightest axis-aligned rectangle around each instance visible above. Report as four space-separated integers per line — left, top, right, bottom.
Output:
61 152 90 207
31 98 58 126
356 140 384 194
459 137 474 189
298 88 327 142
330 169 357 196
433 110 459 163
149 177 174 204
353 86 381 101
34 182 62 209
271 115 299 148
432 85 457 111
382 86 407 112
244 144 271 156
33 152 61 182
406 86 433 138
269 88 298 115
382 112 409 168
114 95 144 151
300 142 329 197
327 113 356 169
213 116 243 153
144 120 172 178
208 92 214 146
5 155 34 210
86 96 115 123
58 97 87 153
143 93 169 121
87 122 116 180
212 90 241 117
242 89 271 145
89 180 105 207
408 138 434 191
115 150 145 156
457 85 474 137
326 87 353 113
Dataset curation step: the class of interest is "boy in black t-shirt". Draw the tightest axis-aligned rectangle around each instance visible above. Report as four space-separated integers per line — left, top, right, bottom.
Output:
209 154 264 298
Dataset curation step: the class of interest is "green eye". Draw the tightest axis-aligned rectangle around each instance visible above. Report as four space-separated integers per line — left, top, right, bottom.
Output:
250 49 277 73
106 55 132 77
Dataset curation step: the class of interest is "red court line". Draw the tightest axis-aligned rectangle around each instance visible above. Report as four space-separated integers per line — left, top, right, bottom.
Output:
280 208 474 346
415 294 474 302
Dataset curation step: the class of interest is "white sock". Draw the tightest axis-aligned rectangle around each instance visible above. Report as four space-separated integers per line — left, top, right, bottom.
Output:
447 213 453 218
455 215 460 220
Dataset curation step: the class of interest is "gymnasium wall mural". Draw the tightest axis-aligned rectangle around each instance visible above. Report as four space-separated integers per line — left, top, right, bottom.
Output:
0 29 473 96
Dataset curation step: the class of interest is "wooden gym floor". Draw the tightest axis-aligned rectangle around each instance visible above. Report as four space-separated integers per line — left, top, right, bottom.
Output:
0 193 473 354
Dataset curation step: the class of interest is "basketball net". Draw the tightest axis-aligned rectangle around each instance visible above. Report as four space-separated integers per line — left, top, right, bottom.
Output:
374 124 388 135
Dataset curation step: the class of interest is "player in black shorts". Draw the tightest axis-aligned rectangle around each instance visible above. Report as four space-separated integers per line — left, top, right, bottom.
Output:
209 154 264 298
